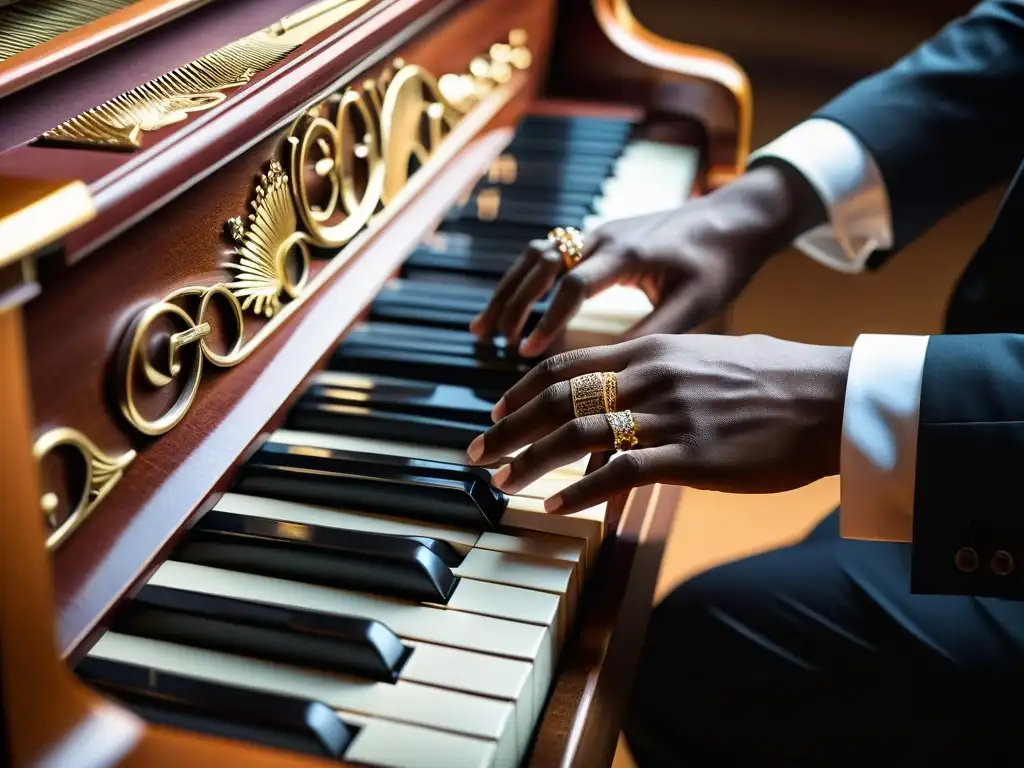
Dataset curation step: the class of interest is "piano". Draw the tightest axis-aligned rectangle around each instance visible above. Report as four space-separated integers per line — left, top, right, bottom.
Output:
0 0 750 765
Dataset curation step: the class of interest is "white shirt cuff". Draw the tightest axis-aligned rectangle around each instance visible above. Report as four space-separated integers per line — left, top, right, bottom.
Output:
747 118 893 273
839 334 929 542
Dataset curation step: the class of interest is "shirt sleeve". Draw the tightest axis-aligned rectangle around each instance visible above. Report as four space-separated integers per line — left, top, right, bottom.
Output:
839 333 930 542
746 118 894 273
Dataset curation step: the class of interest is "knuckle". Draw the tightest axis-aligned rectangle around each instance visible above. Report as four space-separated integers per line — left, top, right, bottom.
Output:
539 382 569 412
559 270 588 294
616 450 648 479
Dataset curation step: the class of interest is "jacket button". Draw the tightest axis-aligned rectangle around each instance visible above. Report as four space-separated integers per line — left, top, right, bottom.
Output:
991 550 1014 576
954 547 979 573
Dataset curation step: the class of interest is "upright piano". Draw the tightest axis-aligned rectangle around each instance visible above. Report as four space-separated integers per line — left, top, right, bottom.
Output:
0 0 750 765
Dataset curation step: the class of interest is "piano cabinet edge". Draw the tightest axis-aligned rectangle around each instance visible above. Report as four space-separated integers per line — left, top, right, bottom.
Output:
528 482 679 768
0 0 219 100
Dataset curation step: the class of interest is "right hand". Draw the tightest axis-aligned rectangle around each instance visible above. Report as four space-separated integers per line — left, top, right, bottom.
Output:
469 164 826 357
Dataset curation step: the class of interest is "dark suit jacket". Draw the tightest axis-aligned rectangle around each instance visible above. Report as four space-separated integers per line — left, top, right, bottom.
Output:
813 1 1024 598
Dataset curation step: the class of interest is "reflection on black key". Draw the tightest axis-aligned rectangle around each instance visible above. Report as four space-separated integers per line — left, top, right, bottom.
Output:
235 442 506 530
180 511 460 604
117 584 408 682
290 400 483 450
304 373 495 425
332 344 528 390
78 656 354 758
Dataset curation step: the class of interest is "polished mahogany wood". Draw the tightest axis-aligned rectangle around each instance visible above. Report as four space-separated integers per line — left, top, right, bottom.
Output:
0 0 216 100
548 0 752 188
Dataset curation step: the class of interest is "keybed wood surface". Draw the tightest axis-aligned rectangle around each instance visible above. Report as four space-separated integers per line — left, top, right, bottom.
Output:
0 0 748 764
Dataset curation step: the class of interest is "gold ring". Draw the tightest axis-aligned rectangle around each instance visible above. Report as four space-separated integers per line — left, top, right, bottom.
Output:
602 371 617 413
570 372 605 418
606 410 639 451
548 226 584 269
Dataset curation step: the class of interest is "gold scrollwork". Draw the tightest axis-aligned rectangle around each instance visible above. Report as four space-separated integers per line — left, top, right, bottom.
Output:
115 30 532 437
33 428 136 551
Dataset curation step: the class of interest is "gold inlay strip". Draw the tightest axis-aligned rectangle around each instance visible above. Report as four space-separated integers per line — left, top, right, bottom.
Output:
35 0 373 151
0 0 140 62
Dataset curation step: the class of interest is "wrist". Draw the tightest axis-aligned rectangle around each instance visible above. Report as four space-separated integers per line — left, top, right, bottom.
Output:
808 344 852 477
726 163 828 250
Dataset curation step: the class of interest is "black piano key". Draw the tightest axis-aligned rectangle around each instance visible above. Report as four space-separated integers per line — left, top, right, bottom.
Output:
116 584 408 682
235 442 506 530
180 511 460 604
517 114 635 138
331 344 528 390
345 322 532 366
290 399 483 450
449 198 590 228
302 374 495 424
440 219 557 244
78 656 354 758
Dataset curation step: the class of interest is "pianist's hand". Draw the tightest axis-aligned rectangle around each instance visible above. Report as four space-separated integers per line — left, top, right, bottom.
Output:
469 164 825 356
465 333 851 515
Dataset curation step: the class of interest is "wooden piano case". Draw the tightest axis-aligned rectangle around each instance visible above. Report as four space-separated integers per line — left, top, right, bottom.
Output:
0 0 749 765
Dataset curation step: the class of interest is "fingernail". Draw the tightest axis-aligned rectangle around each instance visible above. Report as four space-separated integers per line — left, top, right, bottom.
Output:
469 314 483 333
466 435 485 463
492 465 511 489
544 494 563 513
490 398 506 422
519 335 540 357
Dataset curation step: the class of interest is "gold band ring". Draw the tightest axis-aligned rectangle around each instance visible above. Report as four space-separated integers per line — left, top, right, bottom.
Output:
570 372 618 418
606 410 639 451
548 226 584 269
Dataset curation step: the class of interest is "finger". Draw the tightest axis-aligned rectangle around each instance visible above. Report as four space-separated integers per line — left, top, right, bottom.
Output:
496 249 562 344
625 284 711 338
545 444 685 515
491 337 647 421
489 412 668 495
469 239 546 337
468 367 646 465
518 248 630 357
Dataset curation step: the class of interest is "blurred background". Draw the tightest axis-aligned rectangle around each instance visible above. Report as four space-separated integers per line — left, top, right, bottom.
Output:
615 1 990 764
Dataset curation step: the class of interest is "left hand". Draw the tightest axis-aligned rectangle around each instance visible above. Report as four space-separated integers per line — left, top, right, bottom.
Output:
465 334 852 515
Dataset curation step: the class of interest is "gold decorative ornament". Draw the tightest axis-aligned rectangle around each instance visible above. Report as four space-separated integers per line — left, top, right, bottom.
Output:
224 160 311 317
35 0 373 150
571 372 606 418
606 410 639 451
548 225 584 269
115 30 532 437
33 427 136 551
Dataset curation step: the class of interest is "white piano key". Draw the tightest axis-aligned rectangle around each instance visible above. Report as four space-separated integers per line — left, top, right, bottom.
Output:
149 561 555 704
90 633 520 767
455 548 578 631
444 577 563 647
401 641 538 743
503 495 605 573
343 714 498 768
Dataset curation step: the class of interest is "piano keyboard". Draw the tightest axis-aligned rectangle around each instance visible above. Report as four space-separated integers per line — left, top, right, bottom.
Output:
76 113 699 767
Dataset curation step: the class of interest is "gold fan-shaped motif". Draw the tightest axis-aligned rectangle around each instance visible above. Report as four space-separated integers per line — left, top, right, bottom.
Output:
224 160 311 317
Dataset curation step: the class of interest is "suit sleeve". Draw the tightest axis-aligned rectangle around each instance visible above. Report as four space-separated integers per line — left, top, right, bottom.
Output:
909 333 1024 599
816 0 1024 263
